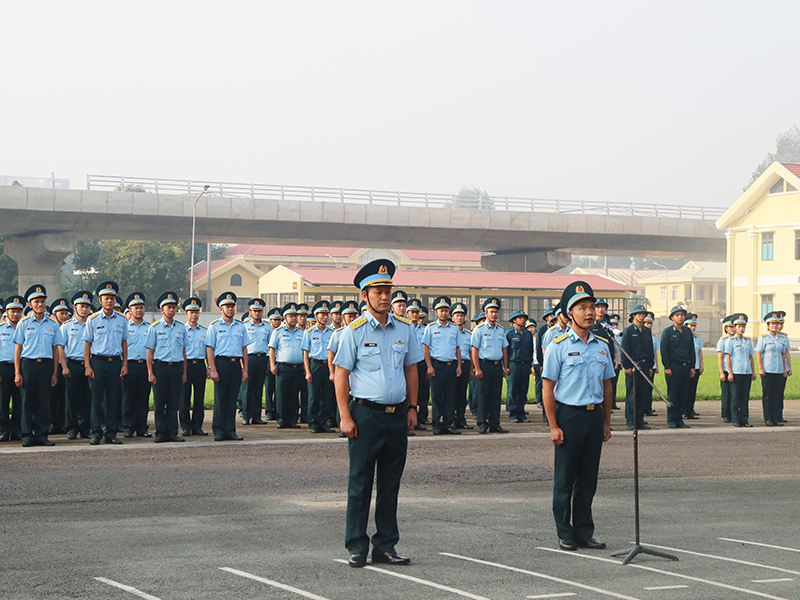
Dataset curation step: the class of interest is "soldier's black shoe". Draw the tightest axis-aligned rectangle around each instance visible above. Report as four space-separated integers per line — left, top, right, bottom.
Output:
241 419 250 425
339 431 347 438
558 538 577 551
723 418 732 423
21 439 34 447
123 430 134 438
309 426 322 433
413 424 426 430
89 437 101 445
371 550 410 565
456 422 474 429
154 436 169 443
182 430 192 437
0 434 9 442
348 553 367 568
251 418 266 425
576 536 606 549
478 425 489 434
214 435 225 441
278 423 300 429
445 427 461 435
432 428 444 435
320 426 335 433
105 437 122 444
489 426 509 433
138 431 153 438
192 429 208 436
169 435 185 442
686 414 699 419
40 440 55 447
227 434 244 441
406 431 416 436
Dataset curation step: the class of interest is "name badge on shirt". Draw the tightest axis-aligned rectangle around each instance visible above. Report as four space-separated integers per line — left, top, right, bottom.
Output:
568 352 580 356
364 343 377 347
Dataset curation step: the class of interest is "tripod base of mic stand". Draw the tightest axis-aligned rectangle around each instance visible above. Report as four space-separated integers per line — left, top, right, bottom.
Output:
611 545 678 566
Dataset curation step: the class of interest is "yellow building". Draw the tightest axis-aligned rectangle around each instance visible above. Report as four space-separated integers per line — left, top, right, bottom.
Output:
639 260 727 318
716 161 800 341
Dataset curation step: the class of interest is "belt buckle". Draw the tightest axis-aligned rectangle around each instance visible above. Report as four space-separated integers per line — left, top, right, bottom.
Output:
36 358 43 363
107 357 113 362
385 405 396 413
586 403 595 411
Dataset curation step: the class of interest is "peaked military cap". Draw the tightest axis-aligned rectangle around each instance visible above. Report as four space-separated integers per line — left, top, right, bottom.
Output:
24 284 47 302
296 303 309 315
644 312 655 322
182 297 202 311
669 305 687 319
472 311 485 322
282 302 298 316
24 306 32 316
764 310 781 323
341 300 359 315
241 312 250 322
526 319 537 329
217 291 237 307
96 281 119 297
419 305 429 316
451 302 467 315
684 313 698 324
561 281 595 313
482 297 501 311
0 299 4 311
114 297 122 310
433 296 451 310
721 314 734 326
594 298 609 307
391 290 409 305
248 298 265 310
158 291 179 308
609 313 620 323
359 300 368 313
776 310 787 321
354 259 395 290
125 292 146 309
329 300 343 314
406 298 422 311
51 298 71 313
312 300 331 315
733 313 748 325
509 309 528 322
5 295 24 310
553 302 562 317
267 307 282 319
72 290 94 306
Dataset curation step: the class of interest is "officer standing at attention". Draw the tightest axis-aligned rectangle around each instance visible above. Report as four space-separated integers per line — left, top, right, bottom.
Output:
608 314 623 410
506 309 534 423
717 315 735 423
0 296 23 441
13 285 65 447
244 298 270 425
542 281 614 551
643 312 659 417
660 305 696 429
333 259 421 568
725 313 757 427
406 298 428 429
422 295 462 435
756 311 790 426
329 301 343 331
296 303 310 422
145 292 187 443
468 311 486 418
451 302 473 430
621 305 654 431
264 307 283 420
534 308 555 410
84 281 128 445
181 297 208 436
49 298 71 435
776 312 791 422
206 292 249 441
471 297 510 434
684 313 702 419
591 299 617 410
269 302 305 429
121 292 151 438
303 300 335 433
60 291 95 440
391 290 408 317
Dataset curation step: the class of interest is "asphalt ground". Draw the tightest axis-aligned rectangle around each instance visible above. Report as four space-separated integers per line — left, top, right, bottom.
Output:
1 400 799 600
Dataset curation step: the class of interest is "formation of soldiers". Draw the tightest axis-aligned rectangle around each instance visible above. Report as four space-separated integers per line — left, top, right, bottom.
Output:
0 280 792 447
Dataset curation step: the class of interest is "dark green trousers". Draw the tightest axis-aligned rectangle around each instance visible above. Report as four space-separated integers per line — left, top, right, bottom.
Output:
0 362 21 438
180 360 206 433
720 373 732 420
760 373 785 424
455 360 470 426
122 360 150 436
507 361 530 420
430 359 457 431
416 361 430 422
21 359 54 444
49 371 66 432
665 362 692 425
552 402 604 540
245 354 268 421
476 360 503 427
308 359 334 429
153 361 182 438
345 400 408 555
276 362 304 427
213 357 242 438
264 371 276 418
731 374 752 425
90 356 122 440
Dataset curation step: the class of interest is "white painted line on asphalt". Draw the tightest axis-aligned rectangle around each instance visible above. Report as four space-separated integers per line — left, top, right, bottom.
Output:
219 567 331 600
639 543 800 575
720 537 800 554
93 577 162 600
643 585 689 590
536 547 789 600
752 579 794 583
441 552 643 600
333 559 492 600
526 594 577 598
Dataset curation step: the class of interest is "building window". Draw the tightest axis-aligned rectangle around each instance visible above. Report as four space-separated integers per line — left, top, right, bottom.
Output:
260 293 278 308
795 295 800 323
478 296 522 326
528 297 559 320
762 232 774 261
761 294 773 319
660 286 666 301
719 285 726 301
279 292 297 305
708 285 713 304
685 285 692 301
795 231 800 260
769 178 785 194
670 285 678 301
697 286 705 302
230 273 243 286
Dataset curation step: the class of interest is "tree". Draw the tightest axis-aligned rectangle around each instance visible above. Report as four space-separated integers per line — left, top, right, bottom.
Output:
0 239 20 299
449 187 494 210
747 124 800 188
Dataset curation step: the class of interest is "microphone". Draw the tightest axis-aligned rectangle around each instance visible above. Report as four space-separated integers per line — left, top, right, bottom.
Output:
598 320 622 336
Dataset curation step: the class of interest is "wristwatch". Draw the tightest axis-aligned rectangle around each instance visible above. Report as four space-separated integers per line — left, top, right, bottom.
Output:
409 405 419 411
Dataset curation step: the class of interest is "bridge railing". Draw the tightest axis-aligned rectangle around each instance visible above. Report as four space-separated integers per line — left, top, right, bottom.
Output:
86 175 725 221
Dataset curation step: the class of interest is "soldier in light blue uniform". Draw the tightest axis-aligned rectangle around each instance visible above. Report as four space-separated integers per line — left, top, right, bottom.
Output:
452 302 474 430
542 304 569 351
13 285 66 447
302 300 335 433
333 259 422 568
685 313 703 419
542 281 614 551
296 303 311 421
471 297 510 434
643 312 659 417
0 296 23 441
121 292 151 438
264 307 282 420
146 291 187 443
269 302 305 429
776 312 791 422
181 297 208 436
244 298 270 425
60 291 95 440
406 298 428 429
468 311 485 417
422 295 462 435
49 298 71 435
717 315 735 422
756 311 790 426
206 291 249 441
724 313 755 427
328 300 359 438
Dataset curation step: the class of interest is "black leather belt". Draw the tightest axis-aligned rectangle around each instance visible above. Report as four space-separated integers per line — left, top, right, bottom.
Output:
189 359 205 365
22 358 48 363
216 356 240 361
673 362 691 366
249 352 267 357
480 359 501 365
431 358 455 366
278 362 302 368
557 401 601 411
154 360 181 366
67 358 85 366
311 358 327 365
351 396 407 413
92 354 121 362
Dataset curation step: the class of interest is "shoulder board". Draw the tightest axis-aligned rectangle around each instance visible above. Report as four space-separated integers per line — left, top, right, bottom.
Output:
553 333 569 344
198 324 207 330
142 321 151 327
327 325 336 331
174 320 184 327
233 319 243 325
779 332 788 337
20 314 33 323
88 311 102 319
47 315 60 324
694 334 701 338
349 316 367 330
210 318 220 325
594 334 608 343
394 315 412 325
761 334 768 337
652 333 657 337
465 328 472 334
474 322 484 330
548 324 557 331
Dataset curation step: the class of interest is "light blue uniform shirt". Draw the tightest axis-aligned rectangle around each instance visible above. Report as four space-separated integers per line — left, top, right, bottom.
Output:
692 334 703 370
185 323 208 360
83 310 128 356
0 322 18 363
333 312 423 405
542 327 615 406
245 320 272 355
421 321 460 361
302 325 333 361
725 335 754 375
470 321 509 361
13 314 65 359
206 318 250 358
716 335 732 372
145 318 187 362
542 323 566 350
412 323 425 362
327 327 345 356
456 327 472 362
126 320 150 361
781 333 792 371
756 332 787 374
268 324 304 364
61 317 90 361
651 330 660 370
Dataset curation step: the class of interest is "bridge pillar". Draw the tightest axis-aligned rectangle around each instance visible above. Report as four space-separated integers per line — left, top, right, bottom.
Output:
481 250 571 273
4 233 77 298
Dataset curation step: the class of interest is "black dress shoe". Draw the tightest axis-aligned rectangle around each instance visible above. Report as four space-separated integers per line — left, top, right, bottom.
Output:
339 431 348 438
320 426 334 433
214 435 225 441
413 424 426 430
723 418 732 423
21 439 34 447
348 552 367 568
558 538 577 551
138 431 153 438
576 536 606 549
489 426 509 433
266 413 276 421
182 430 192 437
445 427 461 435
154 436 169 443
192 429 208 436
89 437 101 445
406 431 416 436
123 431 134 438
457 422 474 430
478 425 489 434
40 440 56 447
169 435 185 442
371 550 411 565
432 428 444 435
241 419 250 425
309 426 322 433
227 434 244 441
686 414 699 419
0 434 9 442
105 437 122 444
251 418 266 425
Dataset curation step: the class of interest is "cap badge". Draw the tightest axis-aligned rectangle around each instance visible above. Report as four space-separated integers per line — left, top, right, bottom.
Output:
576 285 584 293
378 265 388 275
106 284 112 289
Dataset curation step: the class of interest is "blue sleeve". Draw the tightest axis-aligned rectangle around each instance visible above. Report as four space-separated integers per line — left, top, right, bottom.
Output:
755 337 764 353
240 327 250 348
82 319 94 343
406 325 424 365
470 328 480 348
602 352 615 379
724 338 732 355
300 330 311 352
12 323 25 345
145 325 157 350
500 331 509 349
120 319 128 341
52 324 65 347
268 328 279 349
542 343 560 381
333 326 356 371
205 323 216 347
421 325 432 347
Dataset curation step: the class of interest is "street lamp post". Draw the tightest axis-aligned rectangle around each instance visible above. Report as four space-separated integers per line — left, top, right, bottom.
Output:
325 253 338 269
189 185 211 298
653 262 669 317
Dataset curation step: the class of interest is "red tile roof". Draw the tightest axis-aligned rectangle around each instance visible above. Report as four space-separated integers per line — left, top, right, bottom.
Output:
191 258 236 282
782 163 800 179
287 268 634 292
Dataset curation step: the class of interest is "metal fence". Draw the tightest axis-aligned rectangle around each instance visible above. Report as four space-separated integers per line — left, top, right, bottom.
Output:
86 174 725 220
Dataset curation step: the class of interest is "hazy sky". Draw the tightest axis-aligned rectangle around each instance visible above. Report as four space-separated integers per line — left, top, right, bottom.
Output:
2 1 797 208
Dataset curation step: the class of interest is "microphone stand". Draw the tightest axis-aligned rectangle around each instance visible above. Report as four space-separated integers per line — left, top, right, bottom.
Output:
599 321 678 566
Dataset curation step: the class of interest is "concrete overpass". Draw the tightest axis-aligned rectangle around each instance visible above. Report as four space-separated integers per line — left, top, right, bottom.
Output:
0 179 726 296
